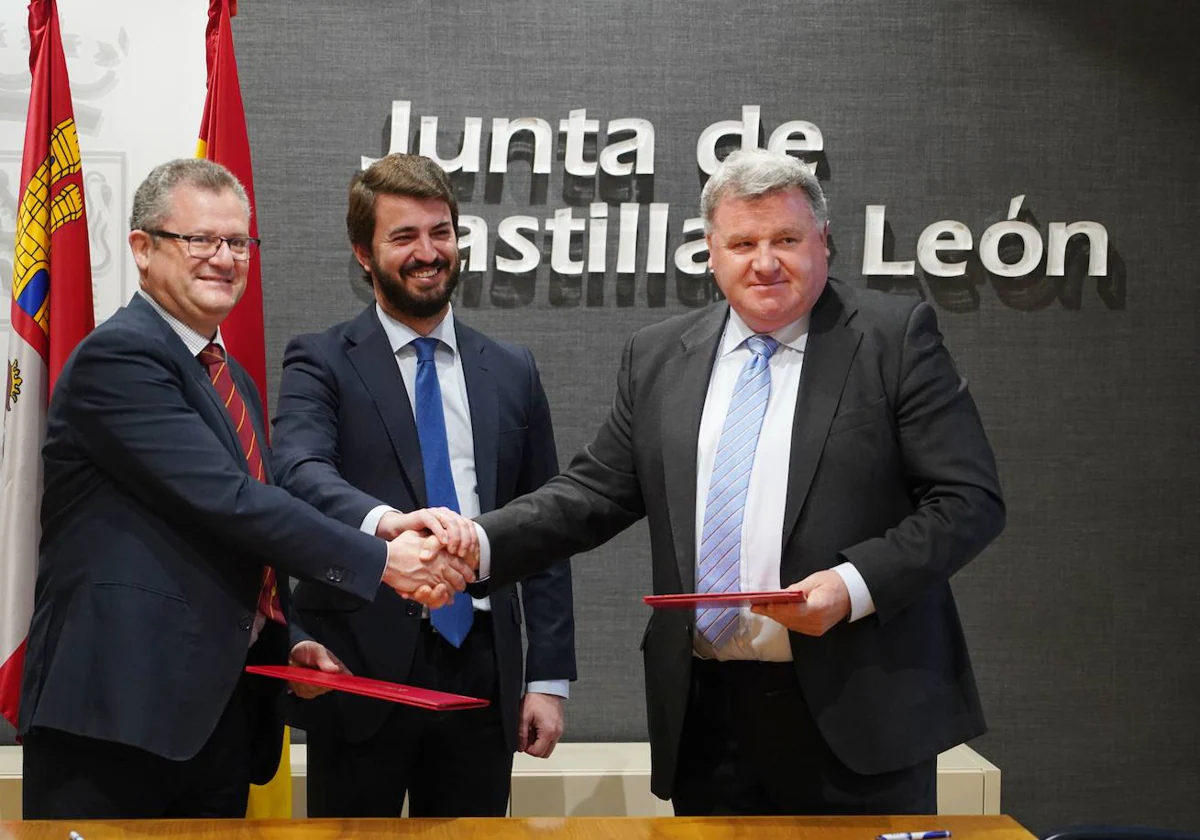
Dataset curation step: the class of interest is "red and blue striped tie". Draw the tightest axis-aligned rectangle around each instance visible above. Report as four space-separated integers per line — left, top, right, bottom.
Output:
199 342 285 626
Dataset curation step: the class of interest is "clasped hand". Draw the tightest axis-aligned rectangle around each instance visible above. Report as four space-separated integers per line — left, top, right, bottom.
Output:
379 508 480 607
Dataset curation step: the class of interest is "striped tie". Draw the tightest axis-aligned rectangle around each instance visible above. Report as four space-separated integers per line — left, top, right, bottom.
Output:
198 342 285 626
696 334 779 647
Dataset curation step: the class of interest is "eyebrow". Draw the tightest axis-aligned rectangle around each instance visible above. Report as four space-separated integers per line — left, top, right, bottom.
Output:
724 225 807 240
385 220 454 237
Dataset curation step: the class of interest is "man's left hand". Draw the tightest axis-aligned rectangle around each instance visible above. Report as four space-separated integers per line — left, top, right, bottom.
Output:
517 692 565 759
287 640 351 699
751 570 851 636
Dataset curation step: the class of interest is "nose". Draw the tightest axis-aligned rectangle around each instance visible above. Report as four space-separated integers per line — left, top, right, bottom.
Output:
751 242 779 274
413 234 438 263
208 238 236 268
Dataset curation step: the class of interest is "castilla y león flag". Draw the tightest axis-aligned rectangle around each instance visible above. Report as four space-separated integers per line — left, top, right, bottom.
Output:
0 0 95 728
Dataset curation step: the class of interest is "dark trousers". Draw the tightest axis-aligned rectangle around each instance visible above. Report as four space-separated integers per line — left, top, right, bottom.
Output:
306 613 512 818
672 658 936 816
22 679 252 819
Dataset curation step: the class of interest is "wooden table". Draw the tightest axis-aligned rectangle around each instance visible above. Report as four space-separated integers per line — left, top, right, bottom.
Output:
0 815 1034 839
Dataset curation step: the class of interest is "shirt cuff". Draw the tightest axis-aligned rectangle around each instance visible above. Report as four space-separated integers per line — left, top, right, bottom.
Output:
361 504 397 536
527 680 569 699
474 521 492 579
832 561 876 622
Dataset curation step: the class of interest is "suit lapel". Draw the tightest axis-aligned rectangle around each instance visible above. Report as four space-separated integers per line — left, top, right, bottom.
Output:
456 323 498 514
781 284 862 545
129 296 245 464
661 304 728 592
345 307 427 507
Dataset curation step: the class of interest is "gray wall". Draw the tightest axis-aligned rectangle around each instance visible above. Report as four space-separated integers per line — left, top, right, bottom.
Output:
233 0 1195 832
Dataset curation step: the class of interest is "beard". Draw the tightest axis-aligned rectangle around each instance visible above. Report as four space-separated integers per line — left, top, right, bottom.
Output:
371 252 461 320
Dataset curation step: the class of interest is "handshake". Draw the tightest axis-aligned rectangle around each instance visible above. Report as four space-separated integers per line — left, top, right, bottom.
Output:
378 508 481 607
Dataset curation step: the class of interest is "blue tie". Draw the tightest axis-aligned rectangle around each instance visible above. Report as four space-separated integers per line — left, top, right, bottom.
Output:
696 334 779 647
412 336 473 647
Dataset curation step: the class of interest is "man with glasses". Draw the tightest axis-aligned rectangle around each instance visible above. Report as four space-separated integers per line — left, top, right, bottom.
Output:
17 158 478 819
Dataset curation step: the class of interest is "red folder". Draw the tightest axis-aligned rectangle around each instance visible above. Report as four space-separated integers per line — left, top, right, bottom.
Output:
643 590 807 609
245 665 489 710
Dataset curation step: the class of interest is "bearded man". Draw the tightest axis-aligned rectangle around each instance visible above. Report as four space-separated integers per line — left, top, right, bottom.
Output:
271 154 576 817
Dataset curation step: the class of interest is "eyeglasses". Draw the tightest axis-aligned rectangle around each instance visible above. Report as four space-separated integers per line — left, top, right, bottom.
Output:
147 229 261 261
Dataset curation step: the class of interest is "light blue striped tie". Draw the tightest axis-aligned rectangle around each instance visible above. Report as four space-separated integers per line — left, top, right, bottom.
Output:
696 334 779 647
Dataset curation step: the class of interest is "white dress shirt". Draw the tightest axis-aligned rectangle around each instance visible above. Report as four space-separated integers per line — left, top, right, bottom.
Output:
363 304 567 699
139 288 225 358
692 309 875 662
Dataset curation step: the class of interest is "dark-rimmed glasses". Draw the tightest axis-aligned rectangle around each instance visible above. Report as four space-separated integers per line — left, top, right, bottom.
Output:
147 229 261 261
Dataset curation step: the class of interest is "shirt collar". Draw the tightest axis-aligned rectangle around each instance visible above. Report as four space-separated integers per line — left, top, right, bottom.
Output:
719 307 809 358
137 289 225 358
375 303 458 358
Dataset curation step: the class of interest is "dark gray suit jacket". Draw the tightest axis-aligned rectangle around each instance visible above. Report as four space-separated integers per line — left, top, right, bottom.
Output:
477 279 1005 797
19 295 386 784
272 306 576 749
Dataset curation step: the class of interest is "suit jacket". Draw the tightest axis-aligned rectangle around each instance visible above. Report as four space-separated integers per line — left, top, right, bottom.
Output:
477 279 1005 797
272 305 576 749
18 295 386 784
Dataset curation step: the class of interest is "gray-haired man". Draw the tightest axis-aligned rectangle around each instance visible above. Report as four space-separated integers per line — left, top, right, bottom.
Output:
464 147 1005 814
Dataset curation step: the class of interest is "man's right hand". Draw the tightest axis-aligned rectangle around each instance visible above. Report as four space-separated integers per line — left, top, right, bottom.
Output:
382 529 477 607
376 508 478 560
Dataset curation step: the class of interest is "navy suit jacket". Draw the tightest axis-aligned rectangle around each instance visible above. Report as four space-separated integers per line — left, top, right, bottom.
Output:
272 306 575 748
477 280 1005 796
18 295 387 783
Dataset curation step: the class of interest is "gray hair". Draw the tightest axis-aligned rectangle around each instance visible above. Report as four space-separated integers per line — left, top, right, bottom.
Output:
129 158 250 232
700 148 827 232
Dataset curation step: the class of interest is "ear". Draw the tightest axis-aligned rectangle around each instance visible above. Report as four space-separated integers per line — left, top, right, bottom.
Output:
129 230 154 273
704 233 714 271
351 242 373 275
821 221 831 259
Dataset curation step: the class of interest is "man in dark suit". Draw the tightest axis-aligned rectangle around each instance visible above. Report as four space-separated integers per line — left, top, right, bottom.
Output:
464 148 1005 815
18 158 474 820
271 153 575 818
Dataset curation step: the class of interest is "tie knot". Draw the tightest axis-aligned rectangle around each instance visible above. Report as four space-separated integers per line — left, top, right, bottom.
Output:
745 334 779 359
198 341 226 369
412 336 440 363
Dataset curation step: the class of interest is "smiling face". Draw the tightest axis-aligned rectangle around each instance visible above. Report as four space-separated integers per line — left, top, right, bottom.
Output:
705 187 829 334
129 185 249 338
353 192 460 333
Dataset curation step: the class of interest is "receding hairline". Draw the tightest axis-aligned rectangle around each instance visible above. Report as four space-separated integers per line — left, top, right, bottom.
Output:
129 157 250 233
700 149 828 232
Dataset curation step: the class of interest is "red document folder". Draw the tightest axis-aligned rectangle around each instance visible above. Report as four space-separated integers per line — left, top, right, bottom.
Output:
643 590 807 609
245 665 489 710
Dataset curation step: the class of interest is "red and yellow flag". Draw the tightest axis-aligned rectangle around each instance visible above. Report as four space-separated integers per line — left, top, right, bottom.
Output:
198 0 268 414
196 0 292 816
0 0 95 728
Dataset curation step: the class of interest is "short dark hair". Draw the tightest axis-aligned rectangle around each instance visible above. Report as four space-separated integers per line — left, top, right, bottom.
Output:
347 153 459 252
